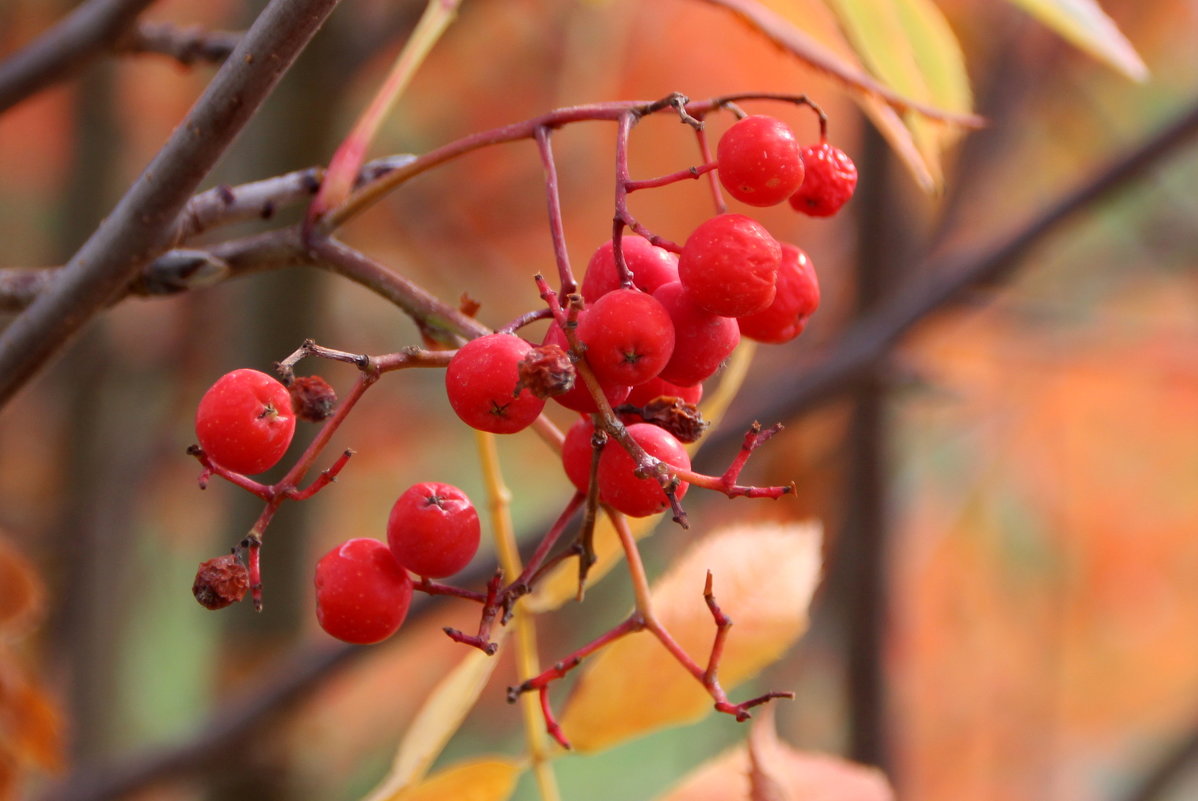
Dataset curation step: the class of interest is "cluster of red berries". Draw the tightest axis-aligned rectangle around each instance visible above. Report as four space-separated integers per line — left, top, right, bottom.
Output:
193 368 481 643
444 113 853 518
188 107 856 647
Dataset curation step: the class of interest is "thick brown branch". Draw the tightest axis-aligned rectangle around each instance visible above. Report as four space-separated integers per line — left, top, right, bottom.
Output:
0 0 343 411
0 0 156 114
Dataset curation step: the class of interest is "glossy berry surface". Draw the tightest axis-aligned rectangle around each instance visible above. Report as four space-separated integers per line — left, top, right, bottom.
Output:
678 214 781 318
542 320 632 413
580 235 679 302
576 289 675 387
387 482 481 578
788 142 858 217
716 115 805 207
195 368 296 475
314 538 413 644
597 423 690 518
737 244 820 344
561 417 598 494
652 281 740 386
445 334 546 434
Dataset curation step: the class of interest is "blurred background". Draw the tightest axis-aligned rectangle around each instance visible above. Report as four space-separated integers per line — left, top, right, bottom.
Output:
2 0 1198 799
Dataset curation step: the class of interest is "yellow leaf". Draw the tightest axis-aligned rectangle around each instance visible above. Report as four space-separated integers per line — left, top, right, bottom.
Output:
1004 0 1147 81
561 522 823 752
824 0 974 188
360 634 509 801
375 757 524 801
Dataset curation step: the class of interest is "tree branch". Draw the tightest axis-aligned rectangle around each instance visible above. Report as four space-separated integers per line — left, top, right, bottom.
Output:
0 0 344 411
0 0 157 114
114 21 242 66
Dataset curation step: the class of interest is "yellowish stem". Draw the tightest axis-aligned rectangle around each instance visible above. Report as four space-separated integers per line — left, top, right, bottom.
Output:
473 430 561 801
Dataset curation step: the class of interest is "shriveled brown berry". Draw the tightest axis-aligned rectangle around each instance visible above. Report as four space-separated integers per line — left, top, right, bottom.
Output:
516 344 576 399
288 375 338 422
193 555 249 610
619 397 709 443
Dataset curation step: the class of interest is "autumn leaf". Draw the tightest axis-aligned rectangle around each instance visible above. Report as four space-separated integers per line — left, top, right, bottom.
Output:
371 757 523 801
653 708 893 801
360 630 511 801
560 522 822 752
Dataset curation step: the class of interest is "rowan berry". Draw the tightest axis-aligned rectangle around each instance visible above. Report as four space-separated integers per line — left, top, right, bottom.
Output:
716 115 805 207
542 320 631 413
678 214 781 317
561 417 598 493
192 555 249 610
580 236 679 302
314 538 413 644
445 333 546 434
387 482 480 578
737 244 820 343
575 289 675 387
195 368 296 475
652 281 740 387
789 142 857 217
597 423 690 518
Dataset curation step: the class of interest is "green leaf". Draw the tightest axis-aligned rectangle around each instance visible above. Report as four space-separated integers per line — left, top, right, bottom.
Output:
1003 0 1147 81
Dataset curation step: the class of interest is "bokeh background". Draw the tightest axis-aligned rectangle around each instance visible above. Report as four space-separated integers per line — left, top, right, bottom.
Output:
2 1 1198 800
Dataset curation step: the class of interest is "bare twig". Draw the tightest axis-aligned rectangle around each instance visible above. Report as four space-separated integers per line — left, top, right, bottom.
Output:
0 0 157 114
115 21 242 66
0 0 344 410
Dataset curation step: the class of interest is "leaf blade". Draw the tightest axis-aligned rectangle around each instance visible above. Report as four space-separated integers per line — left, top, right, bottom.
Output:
1004 0 1148 81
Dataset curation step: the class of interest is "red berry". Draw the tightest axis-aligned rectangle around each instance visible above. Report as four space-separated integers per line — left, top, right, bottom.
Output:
561 417 597 493
445 334 547 434
789 142 857 217
314 538 413 644
387 482 481 578
678 214 781 317
737 244 820 344
576 289 675 387
597 423 690 518
716 115 805 207
652 281 741 387
195 368 296 475
627 376 703 408
580 236 679 303
542 320 632 413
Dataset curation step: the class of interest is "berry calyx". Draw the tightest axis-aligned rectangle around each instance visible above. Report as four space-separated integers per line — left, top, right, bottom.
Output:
597 423 690 518
788 142 857 217
737 244 820 344
195 368 296 475
575 289 675 387
652 281 740 387
716 115 805 207
445 333 547 434
580 236 679 303
314 538 413 645
387 482 481 579
678 214 781 318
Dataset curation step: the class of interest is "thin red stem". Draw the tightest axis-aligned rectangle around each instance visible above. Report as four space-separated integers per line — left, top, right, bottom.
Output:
535 126 577 295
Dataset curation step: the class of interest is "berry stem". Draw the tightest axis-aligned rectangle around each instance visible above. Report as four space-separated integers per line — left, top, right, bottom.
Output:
442 569 504 654
534 126 578 296
671 422 793 500
623 162 717 192
504 492 586 602
473 430 561 795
